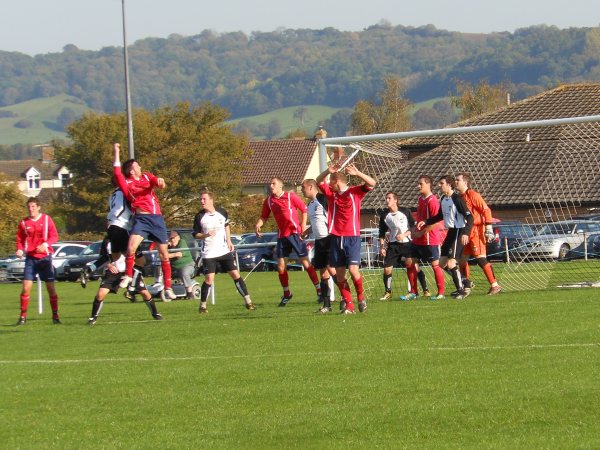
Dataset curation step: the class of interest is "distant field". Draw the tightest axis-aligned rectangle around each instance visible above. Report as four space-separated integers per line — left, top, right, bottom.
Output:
0 95 93 145
1 272 598 448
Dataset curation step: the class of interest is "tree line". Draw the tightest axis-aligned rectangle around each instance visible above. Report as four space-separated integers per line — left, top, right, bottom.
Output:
1 24 599 119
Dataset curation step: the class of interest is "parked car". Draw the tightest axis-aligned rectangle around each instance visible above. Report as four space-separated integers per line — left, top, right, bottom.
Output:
236 232 278 271
486 221 538 261
62 240 105 281
0 256 19 282
513 220 600 260
6 242 88 281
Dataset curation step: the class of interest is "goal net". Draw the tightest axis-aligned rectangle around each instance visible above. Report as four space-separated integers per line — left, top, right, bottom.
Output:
319 115 600 299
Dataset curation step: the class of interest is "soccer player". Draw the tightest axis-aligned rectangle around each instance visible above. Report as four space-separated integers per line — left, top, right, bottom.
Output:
454 173 502 295
401 175 446 301
301 178 337 313
255 177 321 307
112 142 176 300
15 197 61 326
193 190 255 313
378 191 417 301
87 249 162 325
420 175 474 299
316 163 376 314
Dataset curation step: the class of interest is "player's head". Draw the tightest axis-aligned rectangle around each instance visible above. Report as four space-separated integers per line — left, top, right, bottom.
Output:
26 197 41 217
454 173 471 193
301 179 318 199
437 175 455 195
269 177 284 196
200 190 215 209
417 175 433 195
329 171 347 192
122 159 141 178
385 191 398 209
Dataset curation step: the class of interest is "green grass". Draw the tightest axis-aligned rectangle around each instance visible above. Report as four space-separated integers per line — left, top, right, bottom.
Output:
1 272 598 449
0 95 93 145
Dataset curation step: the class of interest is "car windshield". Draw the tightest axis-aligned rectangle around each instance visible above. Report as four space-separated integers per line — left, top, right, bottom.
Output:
81 242 102 255
500 225 536 237
536 223 574 235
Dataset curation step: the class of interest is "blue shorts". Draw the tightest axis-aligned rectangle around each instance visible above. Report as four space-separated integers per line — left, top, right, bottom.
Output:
329 235 361 268
275 234 308 259
131 214 168 244
24 255 55 282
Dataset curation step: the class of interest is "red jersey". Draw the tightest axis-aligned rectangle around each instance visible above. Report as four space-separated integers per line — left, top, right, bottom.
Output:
413 194 443 246
16 213 59 258
319 182 372 237
260 192 307 238
460 189 493 225
113 165 162 215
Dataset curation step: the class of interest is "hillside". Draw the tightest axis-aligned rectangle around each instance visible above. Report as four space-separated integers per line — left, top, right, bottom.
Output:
1 24 599 122
0 95 93 145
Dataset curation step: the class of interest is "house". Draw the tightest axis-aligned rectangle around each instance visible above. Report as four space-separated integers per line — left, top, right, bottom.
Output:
0 146 72 202
361 83 600 224
241 128 327 195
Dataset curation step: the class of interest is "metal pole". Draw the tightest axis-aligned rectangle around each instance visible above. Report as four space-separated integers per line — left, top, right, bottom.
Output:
122 0 135 159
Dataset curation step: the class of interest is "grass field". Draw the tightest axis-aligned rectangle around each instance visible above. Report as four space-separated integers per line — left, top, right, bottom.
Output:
1 272 598 449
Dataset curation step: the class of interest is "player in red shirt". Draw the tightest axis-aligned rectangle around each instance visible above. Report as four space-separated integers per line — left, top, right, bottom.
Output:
15 197 61 325
316 163 376 314
401 175 446 301
112 143 176 300
255 177 321 306
455 173 501 295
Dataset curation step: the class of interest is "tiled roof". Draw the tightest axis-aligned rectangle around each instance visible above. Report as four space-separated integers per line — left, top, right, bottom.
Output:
0 160 62 181
363 84 600 210
242 139 318 185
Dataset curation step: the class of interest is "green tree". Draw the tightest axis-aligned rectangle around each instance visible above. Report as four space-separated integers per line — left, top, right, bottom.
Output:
53 102 249 232
293 107 309 126
350 76 411 135
451 80 509 120
0 173 25 254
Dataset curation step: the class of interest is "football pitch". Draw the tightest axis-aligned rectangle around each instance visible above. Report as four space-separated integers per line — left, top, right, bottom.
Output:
0 272 598 449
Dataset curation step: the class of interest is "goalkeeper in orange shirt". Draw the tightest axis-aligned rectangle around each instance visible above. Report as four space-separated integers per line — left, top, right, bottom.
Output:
454 173 502 295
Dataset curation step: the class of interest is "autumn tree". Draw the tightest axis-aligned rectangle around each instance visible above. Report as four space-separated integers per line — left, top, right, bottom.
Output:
451 80 509 120
350 76 411 135
53 102 249 232
0 173 26 254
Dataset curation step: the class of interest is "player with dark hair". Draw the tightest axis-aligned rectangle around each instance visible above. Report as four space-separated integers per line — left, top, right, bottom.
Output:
420 175 474 299
377 191 421 301
301 178 337 313
194 190 255 313
112 143 176 300
316 163 376 314
401 175 446 301
454 173 502 295
255 177 321 307
15 197 61 325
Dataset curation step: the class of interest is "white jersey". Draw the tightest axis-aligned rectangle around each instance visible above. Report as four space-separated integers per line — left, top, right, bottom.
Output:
440 193 467 229
307 194 329 240
193 207 230 259
107 189 133 231
378 207 414 243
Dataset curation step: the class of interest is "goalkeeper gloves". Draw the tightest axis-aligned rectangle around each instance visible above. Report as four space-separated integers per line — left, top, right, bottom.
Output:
484 225 495 243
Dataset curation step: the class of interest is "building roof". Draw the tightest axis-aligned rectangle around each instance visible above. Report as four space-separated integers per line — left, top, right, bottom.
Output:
0 160 63 181
242 139 318 186
363 84 600 210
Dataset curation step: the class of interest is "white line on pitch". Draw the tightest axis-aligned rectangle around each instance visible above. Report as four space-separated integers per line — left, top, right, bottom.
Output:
1 342 598 365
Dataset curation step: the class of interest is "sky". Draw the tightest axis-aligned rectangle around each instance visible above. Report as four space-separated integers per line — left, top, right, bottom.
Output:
4 0 599 55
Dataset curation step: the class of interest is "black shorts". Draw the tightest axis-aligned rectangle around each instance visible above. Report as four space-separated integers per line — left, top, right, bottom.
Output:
440 228 466 260
383 241 411 268
203 252 237 275
101 270 147 294
312 236 332 269
107 225 130 254
408 243 440 263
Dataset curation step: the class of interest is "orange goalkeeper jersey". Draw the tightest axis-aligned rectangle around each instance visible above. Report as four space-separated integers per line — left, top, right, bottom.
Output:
460 189 493 226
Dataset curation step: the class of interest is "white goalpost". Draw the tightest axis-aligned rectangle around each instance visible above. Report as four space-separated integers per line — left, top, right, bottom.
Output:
317 114 600 298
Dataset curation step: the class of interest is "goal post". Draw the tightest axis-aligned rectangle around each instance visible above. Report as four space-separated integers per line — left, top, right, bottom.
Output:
317 114 600 296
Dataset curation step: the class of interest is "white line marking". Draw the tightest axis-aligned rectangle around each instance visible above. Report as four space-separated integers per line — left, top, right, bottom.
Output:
1 343 597 365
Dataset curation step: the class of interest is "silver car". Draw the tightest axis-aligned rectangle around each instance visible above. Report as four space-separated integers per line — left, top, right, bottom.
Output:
6 242 88 280
513 220 600 260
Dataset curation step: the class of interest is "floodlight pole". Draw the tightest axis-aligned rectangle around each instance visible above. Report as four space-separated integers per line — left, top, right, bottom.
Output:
122 0 135 159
